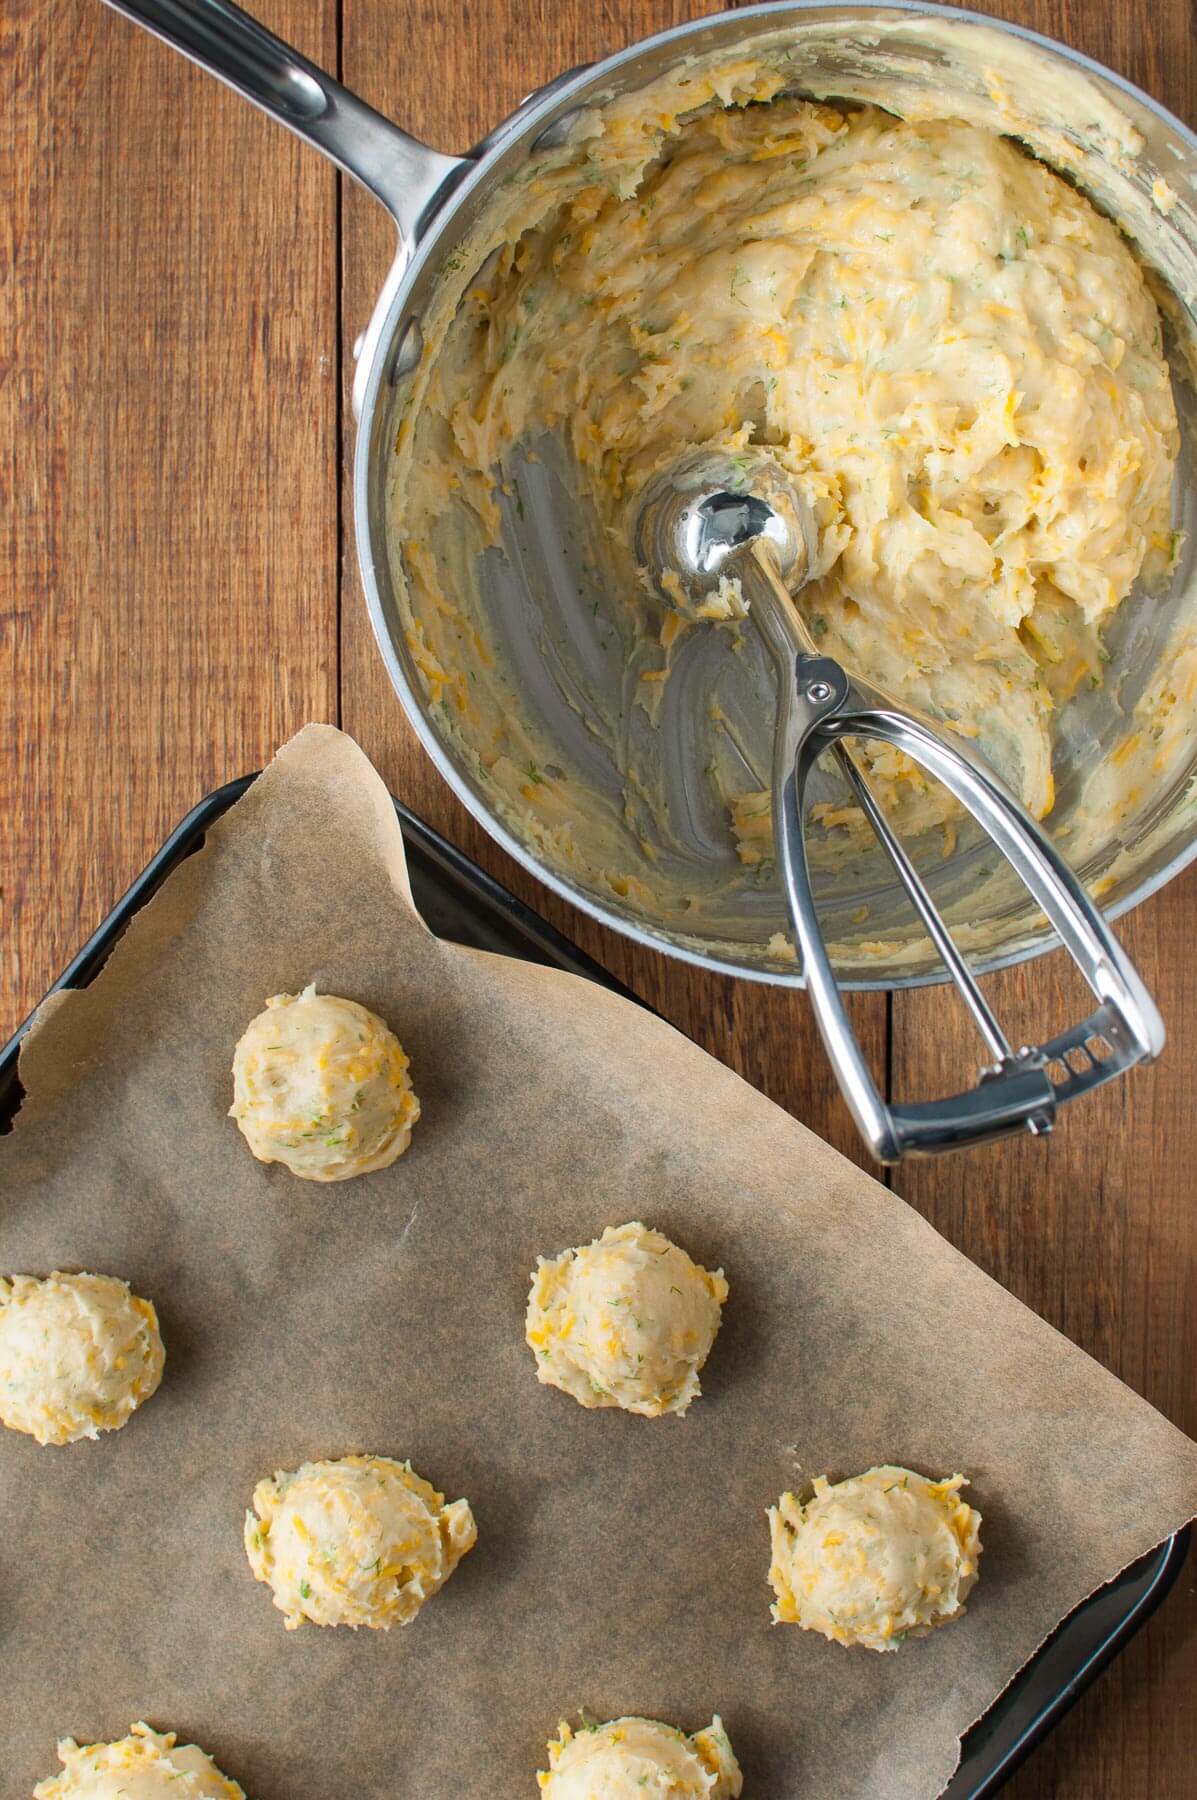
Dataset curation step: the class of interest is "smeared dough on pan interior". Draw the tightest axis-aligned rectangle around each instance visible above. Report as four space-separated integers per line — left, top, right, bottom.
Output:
230 983 419 1181
767 1464 983 1650
244 1453 476 1630
525 1221 728 1417
408 94 1180 856
0 1272 164 1447
538 1714 742 1797
32 1721 245 1799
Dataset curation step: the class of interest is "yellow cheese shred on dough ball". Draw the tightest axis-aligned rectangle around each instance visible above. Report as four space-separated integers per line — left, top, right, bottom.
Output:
33 1721 246 1800
0 1272 164 1447
525 1221 728 1416
229 984 420 1182
537 1714 743 1798
244 1453 477 1630
767 1464 983 1650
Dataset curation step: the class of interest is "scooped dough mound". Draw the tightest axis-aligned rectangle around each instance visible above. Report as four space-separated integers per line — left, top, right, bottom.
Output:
767 1465 983 1650
525 1221 728 1417
244 1453 477 1630
33 1721 245 1799
230 983 420 1181
538 1715 742 1798
0 1272 164 1447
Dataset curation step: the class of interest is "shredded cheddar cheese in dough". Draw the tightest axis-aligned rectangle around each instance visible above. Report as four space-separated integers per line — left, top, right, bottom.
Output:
0 1272 164 1447
230 984 419 1181
418 95 1178 844
526 1221 727 1417
767 1464 983 1651
33 1721 245 1799
538 1715 742 1798
244 1453 476 1630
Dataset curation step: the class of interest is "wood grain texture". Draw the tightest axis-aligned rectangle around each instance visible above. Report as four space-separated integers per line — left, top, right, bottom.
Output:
0 0 339 1039
3 0 1195 1792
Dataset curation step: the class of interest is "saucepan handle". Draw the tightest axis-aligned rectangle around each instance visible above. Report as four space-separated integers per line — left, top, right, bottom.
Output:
100 0 467 240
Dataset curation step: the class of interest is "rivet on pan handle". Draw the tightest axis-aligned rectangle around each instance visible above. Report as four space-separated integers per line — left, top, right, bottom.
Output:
774 654 1165 1163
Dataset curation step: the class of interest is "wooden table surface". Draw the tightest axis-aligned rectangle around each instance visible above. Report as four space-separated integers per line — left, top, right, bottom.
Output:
3 0 1194 1793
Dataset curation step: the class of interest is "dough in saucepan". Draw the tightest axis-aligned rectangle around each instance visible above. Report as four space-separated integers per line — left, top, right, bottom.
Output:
537 1715 743 1797
244 1453 477 1630
767 1465 983 1650
32 1721 245 1799
0 1272 164 1447
404 93 1179 869
230 984 419 1181
525 1221 728 1416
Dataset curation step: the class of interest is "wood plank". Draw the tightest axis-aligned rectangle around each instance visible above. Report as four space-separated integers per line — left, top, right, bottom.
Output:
7 0 1191 1792
0 0 340 1043
341 0 1197 1789
889 5 1197 1797
338 0 886 1167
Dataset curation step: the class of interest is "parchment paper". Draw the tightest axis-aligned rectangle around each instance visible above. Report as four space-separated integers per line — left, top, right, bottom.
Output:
2 724 1195 1800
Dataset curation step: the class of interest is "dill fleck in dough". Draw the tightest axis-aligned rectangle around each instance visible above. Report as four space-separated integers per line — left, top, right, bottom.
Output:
32 1721 245 1799
244 1453 477 1630
402 90 1181 878
537 1715 743 1797
525 1221 728 1416
0 1272 164 1447
767 1465 983 1650
230 984 420 1181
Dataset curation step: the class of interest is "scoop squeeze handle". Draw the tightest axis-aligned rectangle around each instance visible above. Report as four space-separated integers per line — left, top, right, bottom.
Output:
772 649 1165 1162
637 447 1164 1162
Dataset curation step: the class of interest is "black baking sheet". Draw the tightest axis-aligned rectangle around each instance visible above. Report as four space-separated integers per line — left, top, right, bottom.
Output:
0 776 1186 1798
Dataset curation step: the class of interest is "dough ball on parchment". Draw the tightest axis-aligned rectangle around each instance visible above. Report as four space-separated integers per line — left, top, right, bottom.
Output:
525 1221 728 1417
244 1453 477 1630
767 1465 983 1650
0 1272 164 1447
538 1715 743 1798
33 1721 245 1799
230 983 419 1181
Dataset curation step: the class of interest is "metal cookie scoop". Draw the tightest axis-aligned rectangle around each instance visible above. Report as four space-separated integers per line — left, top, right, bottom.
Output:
636 451 1165 1162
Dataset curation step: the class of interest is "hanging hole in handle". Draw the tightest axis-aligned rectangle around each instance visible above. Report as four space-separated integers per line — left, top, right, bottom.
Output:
1064 1045 1091 1074
1086 1033 1114 1061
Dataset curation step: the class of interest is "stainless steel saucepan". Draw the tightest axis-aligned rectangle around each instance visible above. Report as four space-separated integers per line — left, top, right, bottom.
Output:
99 0 1197 1156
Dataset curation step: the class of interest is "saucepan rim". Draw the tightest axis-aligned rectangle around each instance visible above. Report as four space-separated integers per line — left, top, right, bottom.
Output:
352 0 1197 992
